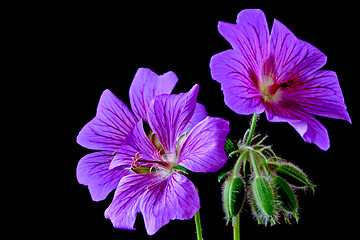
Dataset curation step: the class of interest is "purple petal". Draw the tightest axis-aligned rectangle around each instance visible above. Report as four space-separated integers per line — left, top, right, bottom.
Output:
110 120 157 169
76 151 131 201
178 117 230 172
289 117 329 151
265 104 330 150
210 49 265 115
218 9 269 71
77 90 138 151
105 173 156 231
282 70 351 123
140 173 200 235
147 85 199 153
185 103 207 130
269 19 327 80
129 68 178 120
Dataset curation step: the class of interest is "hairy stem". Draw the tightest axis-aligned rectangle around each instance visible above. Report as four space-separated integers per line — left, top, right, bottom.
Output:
232 215 240 240
249 150 261 177
246 113 258 146
233 150 248 176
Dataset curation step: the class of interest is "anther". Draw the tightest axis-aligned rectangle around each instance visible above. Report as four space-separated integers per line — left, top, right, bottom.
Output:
131 152 143 169
279 72 303 92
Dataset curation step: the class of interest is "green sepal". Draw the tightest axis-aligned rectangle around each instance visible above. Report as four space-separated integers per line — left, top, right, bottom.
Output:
273 176 299 222
172 165 188 174
130 166 152 174
222 176 246 224
272 163 315 189
252 177 275 217
229 177 246 216
218 169 232 182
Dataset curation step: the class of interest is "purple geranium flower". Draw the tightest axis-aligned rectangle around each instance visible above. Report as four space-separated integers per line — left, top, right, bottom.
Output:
77 68 180 201
105 85 229 235
77 68 230 235
210 9 351 150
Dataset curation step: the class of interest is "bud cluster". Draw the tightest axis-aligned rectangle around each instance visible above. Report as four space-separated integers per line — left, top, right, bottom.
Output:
221 138 315 226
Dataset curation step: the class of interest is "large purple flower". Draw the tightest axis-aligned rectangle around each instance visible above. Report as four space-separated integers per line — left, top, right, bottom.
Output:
210 9 351 150
76 68 230 235
77 68 179 201
105 85 229 235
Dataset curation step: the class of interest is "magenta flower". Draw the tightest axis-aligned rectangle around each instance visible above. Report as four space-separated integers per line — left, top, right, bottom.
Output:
76 69 230 235
210 9 351 150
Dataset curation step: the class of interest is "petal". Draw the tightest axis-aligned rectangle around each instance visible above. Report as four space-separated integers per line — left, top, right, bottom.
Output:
77 90 138 151
210 50 265 115
265 104 330 150
105 173 156 231
129 68 178 120
140 173 200 235
289 117 330 151
147 85 199 153
269 19 327 80
184 103 207 131
110 120 157 169
282 70 351 123
218 9 269 70
76 151 131 201
178 117 230 172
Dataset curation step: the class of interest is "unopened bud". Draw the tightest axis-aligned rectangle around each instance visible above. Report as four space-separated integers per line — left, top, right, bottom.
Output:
252 177 277 225
222 176 246 224
268 162 315 189
273 176 299 222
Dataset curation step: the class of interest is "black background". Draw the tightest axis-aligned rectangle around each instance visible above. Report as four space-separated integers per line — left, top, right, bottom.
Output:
20 1 358 239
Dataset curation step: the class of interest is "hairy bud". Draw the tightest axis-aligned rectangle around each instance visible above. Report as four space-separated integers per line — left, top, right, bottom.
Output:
268 162 315 189
251 177 277 225
273 176 299 222
222 176 246 224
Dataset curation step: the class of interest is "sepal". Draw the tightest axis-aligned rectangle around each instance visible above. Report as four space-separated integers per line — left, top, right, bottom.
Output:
273 176 299 222
251 176 278 226
268 162 315 189
222 175 246 224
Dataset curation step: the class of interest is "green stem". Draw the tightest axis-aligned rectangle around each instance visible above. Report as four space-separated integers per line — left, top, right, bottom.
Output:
232 150 248 176
194 210 203 240
249 150 261 177
246 113 258 146
231 113 259 240
232 215 240 240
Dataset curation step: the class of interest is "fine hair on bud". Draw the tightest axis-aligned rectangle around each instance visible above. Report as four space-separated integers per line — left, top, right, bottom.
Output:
272 176 299 223
267 161 316 190
222 174 246 225
250 176 279 226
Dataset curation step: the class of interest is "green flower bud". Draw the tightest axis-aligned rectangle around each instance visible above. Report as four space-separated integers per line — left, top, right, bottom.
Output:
222 176 246 224
273 176 299 222
252 177 277 225
275 163 315 189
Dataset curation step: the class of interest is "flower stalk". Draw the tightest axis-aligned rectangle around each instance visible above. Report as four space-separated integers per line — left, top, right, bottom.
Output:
194 210 203 240
231 113 259 240
232 215 240 240
246 113 258 146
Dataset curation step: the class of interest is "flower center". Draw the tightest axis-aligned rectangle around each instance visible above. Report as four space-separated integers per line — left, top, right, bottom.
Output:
130 151 172 178
258 71 302 103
